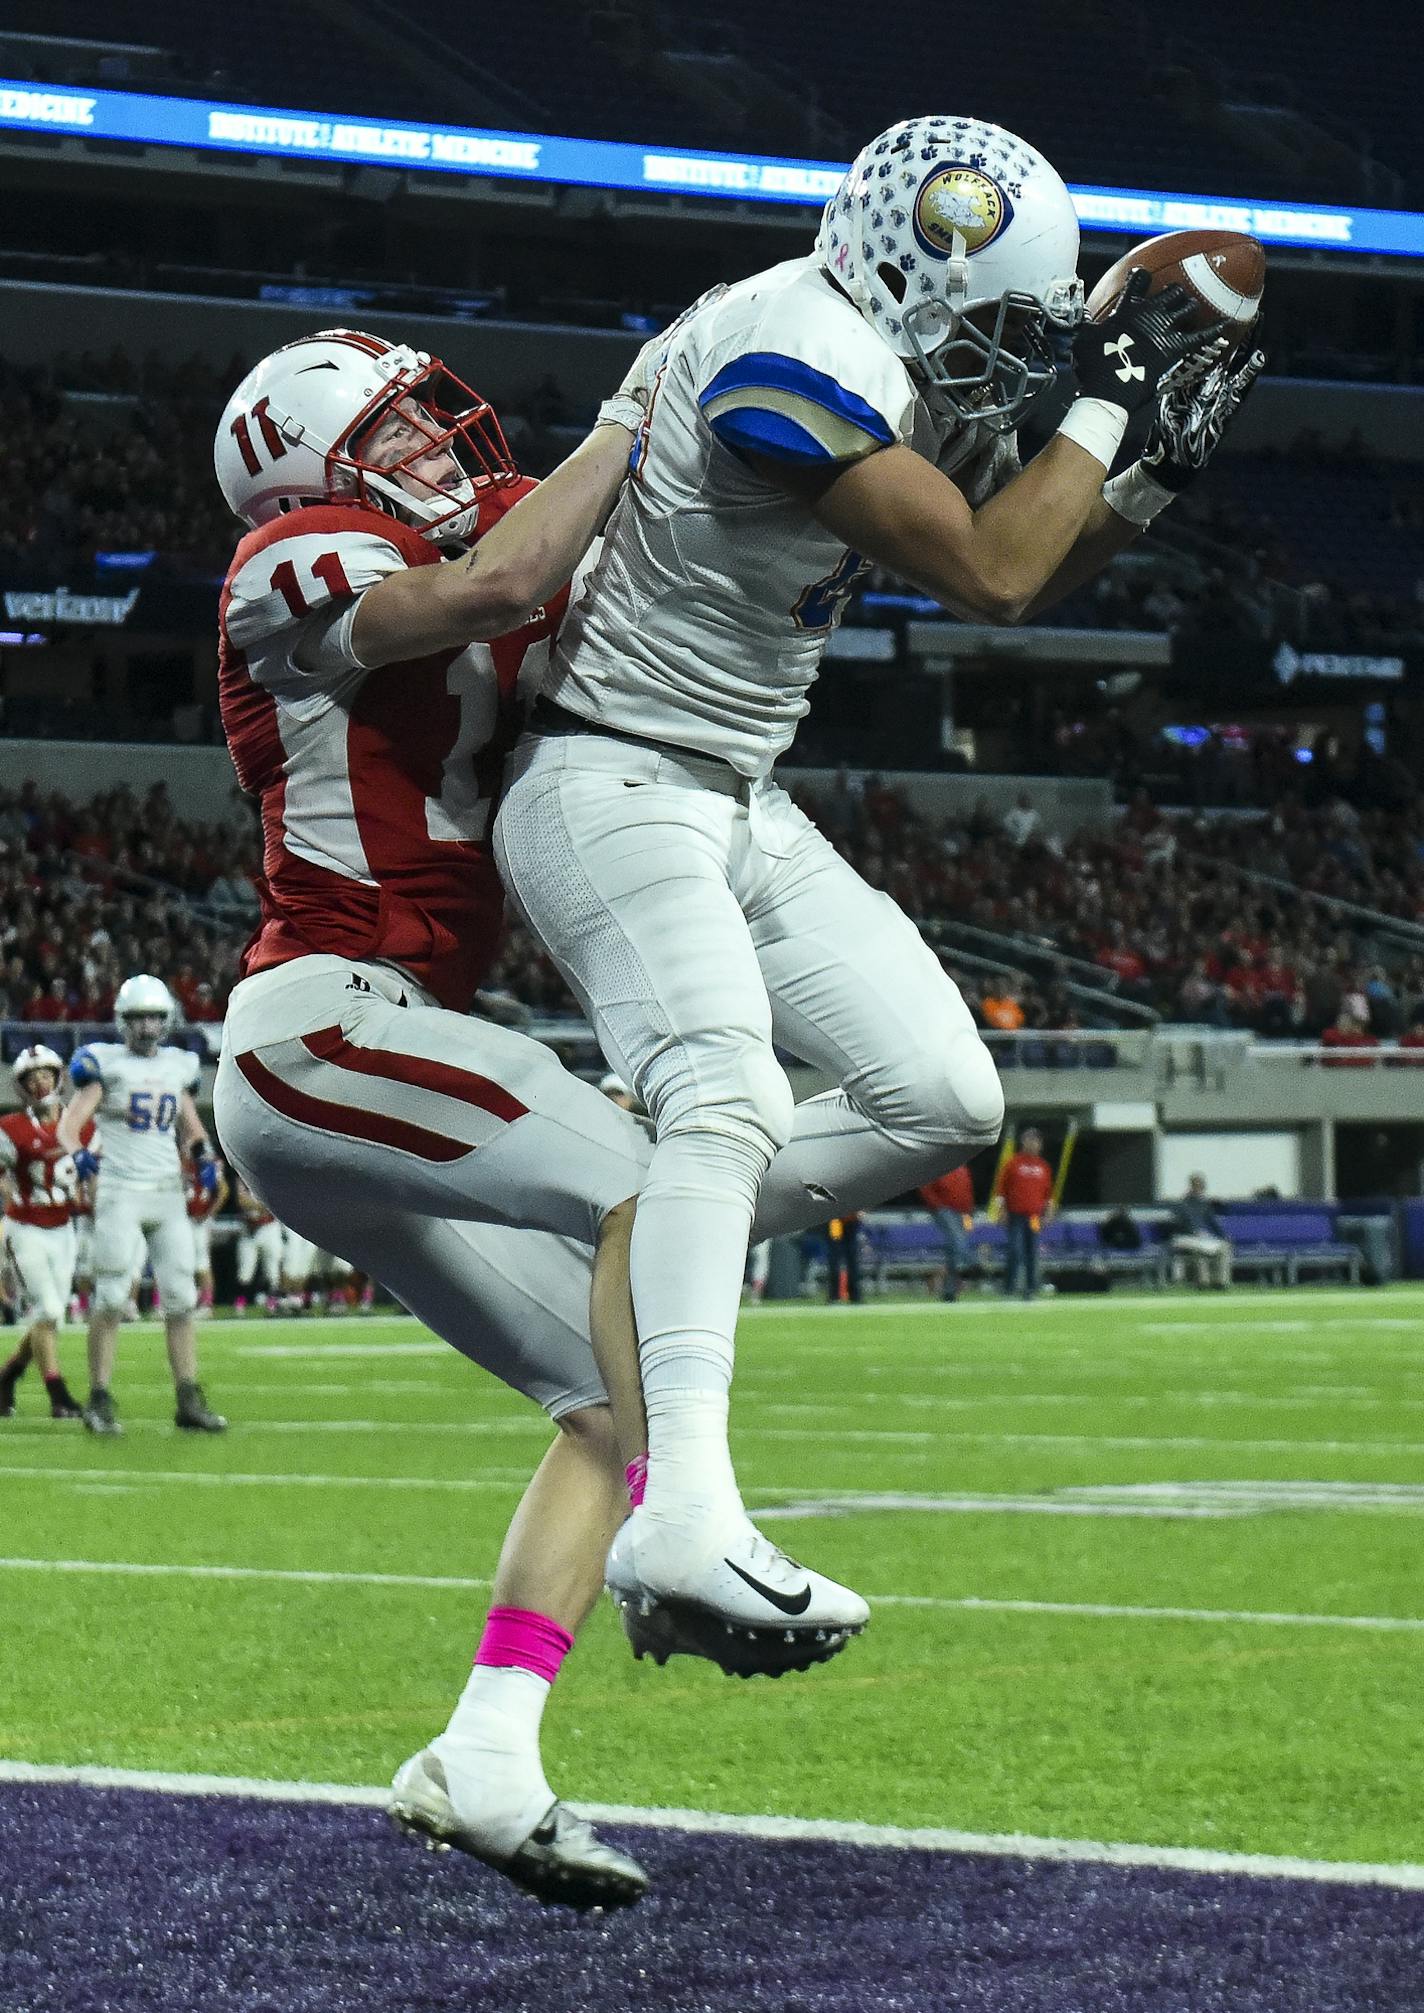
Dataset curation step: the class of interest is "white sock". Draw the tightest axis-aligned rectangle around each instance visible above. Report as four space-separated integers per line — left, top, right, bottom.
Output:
434 1665 555 1855
632 1131 764 1529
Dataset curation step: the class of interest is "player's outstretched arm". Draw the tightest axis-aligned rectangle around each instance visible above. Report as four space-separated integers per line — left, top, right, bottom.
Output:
775 272 1214 625
789 433 1115 625
352 424 636 666
55 1080 102 1154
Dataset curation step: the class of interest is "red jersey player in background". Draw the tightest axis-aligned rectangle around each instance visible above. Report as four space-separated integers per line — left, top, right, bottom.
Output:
232 1178 282 1315
184 1154 230 1315
920 1163 977 1302
993 1126 1055 1301
0 1046 91 1418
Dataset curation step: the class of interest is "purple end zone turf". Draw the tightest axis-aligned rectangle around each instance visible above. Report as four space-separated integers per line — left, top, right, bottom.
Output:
2 1785 1419 2012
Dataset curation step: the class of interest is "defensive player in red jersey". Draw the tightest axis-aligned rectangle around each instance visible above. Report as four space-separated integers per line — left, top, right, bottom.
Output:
212 330 660 1908
0 1046 88 1419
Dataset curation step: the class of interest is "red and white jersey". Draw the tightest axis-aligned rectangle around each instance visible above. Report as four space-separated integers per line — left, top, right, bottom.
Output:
0 1107 93 1229
219 495 566 1013
185 1163 220 1222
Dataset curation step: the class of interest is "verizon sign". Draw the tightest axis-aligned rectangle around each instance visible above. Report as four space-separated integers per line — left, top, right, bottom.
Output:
2 586 142 627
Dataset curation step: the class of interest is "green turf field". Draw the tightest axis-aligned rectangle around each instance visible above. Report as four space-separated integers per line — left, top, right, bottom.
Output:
3 1288 1422 1866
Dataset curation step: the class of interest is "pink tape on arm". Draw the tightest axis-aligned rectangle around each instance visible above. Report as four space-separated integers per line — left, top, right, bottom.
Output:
474 1606 574 1685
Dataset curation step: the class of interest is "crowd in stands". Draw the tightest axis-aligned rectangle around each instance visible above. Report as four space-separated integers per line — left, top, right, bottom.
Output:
7 769 1424 1051
788 771 1424 1044
0 351 579 581
4 349 1422 672
0 781 255 1029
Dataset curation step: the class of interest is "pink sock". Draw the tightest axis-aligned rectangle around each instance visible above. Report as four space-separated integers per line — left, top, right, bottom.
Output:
625 1453 648 1509
474 1606 573 1686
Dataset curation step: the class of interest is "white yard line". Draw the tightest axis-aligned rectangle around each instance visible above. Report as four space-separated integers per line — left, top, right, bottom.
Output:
0 1556 493 1592
0 1464 531 1493
759 1392 1424 1412
3 1555 1422 1633
12 1417 1424 1453
870 1594 1424 1632
1 1758 1419 1891
6 1469 1420 1520
10 1414 1424 1453
234 1341 451 1358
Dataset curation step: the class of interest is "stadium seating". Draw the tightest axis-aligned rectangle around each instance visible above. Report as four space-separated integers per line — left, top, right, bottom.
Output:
852 1203 1361 1296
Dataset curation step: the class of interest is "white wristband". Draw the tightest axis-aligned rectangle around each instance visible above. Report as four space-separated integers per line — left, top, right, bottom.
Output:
1102 461 1177 529
1056 396 1129 473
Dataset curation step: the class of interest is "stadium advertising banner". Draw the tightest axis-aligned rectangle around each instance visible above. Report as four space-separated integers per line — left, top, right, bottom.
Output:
2 79 1423 257
1170 634 1424 699
0 574 217 637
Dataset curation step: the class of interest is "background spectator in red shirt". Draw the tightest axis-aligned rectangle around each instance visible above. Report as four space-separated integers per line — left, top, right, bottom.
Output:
1389 1008 1424 1065
993 1129 1055 1302
920 1165 977 1303
1320 1011 1381 1067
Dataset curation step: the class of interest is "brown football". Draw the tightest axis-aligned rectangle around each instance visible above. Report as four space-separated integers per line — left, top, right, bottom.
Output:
1086 229 1265 332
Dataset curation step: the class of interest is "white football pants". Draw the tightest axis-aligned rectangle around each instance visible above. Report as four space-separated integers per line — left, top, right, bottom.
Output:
496 731 1002 1499
7 1220 78 1325
497 733 1003 1190
214 955 651 1418
90 1180 197 1315
236 1220 284 1293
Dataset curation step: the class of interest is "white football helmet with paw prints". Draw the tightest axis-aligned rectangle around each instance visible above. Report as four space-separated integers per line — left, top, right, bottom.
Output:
215 329 517 545
12 1043 64 1109
817 115 1084 432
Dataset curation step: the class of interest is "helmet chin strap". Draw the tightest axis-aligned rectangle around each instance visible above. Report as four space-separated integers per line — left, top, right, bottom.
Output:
362 465 481 544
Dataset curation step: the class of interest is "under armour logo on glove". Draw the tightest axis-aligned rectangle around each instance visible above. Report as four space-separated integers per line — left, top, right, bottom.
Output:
1106 334 1145 384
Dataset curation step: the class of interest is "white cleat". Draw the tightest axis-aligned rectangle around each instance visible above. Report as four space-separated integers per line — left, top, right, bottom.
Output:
605 1510 869 1678
389 1748 649 1911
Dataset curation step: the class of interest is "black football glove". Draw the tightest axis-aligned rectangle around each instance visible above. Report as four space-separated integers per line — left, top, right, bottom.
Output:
1141 334 1267 493
1071 269 1219 417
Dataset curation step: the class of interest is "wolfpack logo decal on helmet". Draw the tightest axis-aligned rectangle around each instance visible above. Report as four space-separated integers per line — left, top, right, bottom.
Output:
913 167 1011 259
816 114 1082 432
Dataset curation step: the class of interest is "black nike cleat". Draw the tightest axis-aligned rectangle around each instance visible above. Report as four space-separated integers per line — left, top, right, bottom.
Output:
82 1389 122 1436
47 1379 82 1421
389 1749 649 1911
174 1380 227 1433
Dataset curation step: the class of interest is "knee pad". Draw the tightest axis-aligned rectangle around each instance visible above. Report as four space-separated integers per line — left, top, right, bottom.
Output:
93 1272 134 1315
644 1034 795 1166
160 1277 198 1316
861 1029 1005 1147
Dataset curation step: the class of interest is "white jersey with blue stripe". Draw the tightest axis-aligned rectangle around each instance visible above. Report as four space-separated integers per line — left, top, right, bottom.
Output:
545 256 922 778
69 1041 199 1189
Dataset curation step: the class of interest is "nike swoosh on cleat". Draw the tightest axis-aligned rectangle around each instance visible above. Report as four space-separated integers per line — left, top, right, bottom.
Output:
723 1559 813 1616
